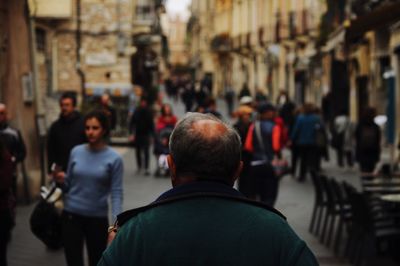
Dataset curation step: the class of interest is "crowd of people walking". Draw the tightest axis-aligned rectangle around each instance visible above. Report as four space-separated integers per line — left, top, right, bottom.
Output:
0 74 389 266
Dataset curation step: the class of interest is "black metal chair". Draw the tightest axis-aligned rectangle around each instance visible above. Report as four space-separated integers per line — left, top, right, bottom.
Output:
329 179 352 255
319 175 340 245
347 189 400 266
309 172 328 236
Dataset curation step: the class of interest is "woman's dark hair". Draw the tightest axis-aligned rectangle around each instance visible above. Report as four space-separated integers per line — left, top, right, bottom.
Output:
303 103 315 115
84 110 111 138
161 103 173 116
362 107 377 123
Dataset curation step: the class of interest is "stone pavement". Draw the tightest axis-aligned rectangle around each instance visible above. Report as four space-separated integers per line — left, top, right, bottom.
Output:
7 95 393 265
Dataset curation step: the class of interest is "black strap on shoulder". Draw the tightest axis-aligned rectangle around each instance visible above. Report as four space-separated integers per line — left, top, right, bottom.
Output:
116 192 286 228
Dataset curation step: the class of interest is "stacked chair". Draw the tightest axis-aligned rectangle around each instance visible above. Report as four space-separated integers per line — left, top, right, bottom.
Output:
309 172 400 265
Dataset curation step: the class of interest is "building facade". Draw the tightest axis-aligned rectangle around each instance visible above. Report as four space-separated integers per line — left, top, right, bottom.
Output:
188 0 325 102
166 15 189 66
0 0 167 198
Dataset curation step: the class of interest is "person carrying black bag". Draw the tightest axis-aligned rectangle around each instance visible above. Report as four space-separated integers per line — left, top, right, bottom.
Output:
29 183 63 250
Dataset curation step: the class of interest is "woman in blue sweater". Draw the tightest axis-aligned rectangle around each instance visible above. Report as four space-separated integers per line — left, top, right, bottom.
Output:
54 110 123 266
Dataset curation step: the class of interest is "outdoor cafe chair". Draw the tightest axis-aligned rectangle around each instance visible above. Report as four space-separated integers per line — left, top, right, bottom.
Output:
309 171 328 236
319 175 340 245
347 189 400 266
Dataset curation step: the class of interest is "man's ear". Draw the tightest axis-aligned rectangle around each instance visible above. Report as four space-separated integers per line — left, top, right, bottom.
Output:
167 154 177 186
232 161 243 184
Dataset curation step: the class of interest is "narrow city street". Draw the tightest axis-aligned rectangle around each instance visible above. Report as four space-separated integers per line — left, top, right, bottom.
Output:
7 96 371 266
3 0 400 265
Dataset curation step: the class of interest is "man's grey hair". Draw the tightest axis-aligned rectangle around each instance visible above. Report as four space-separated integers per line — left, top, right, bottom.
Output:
169 112 242 182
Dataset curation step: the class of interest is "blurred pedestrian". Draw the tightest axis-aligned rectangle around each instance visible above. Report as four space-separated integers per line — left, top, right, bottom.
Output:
164 77 173 97
129 98 155 175
244 103 282 206
224 83 235 117
194 81 208 109
276 90 296 133
289 107 303 177
201 75 213 95
154 104 177 176
0 138 15 266
233 105 254 198
53 110 123 266
254 88 268 104
205 98 223 120
333 110 354 167
355 107 381 173
155 103 177 132
100 93 117 131
47 92 86 173
290 103 320 182
238 83 251 100
314 107 329 171
181 82 195 112
99 113 318 266
321 91 334 128
0 103 26 197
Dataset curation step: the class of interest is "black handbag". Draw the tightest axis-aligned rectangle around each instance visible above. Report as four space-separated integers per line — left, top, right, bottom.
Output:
30 185 63 250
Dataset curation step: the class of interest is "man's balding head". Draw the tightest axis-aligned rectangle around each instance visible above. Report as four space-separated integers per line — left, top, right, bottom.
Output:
168 113 242 185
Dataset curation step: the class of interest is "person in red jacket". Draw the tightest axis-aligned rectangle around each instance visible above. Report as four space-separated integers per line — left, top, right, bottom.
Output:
154 104 178 176
244 103 282 206
155 104 177 132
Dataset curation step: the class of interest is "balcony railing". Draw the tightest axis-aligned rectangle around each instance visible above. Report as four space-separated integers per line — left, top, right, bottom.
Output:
275 10 314 42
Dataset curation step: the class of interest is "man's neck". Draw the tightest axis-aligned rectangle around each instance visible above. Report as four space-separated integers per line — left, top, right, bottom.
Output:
61 111 76 120
172 176 233 188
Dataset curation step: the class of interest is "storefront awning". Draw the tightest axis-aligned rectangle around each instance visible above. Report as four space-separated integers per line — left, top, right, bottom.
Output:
85 83 133 97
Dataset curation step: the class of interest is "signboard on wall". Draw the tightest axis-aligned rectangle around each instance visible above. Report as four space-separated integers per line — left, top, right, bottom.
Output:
85 52 117 66
28 0 72 19
21 73 33 103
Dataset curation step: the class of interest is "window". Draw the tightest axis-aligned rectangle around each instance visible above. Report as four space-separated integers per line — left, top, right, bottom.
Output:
35 28 46 53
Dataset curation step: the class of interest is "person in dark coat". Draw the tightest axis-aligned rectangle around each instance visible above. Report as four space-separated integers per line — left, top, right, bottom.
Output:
205 98 223 120
100 93 117 131
47 92 86 172
0 138 15 266
355 107 381 173
233 105 254 198
194 82 208 109
244 103 282 206
99 113 318 266
276 91 296 133
0 103 27 197
181 82 195 112
238 83 251 100
290 103 320 182
129 98 155 175
224 84 235 117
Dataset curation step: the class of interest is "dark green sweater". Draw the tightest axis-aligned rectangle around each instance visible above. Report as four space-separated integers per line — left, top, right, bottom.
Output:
99 194 318 266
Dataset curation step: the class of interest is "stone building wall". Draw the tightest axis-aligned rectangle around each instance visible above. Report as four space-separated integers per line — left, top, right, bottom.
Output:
46 0 134 92
57 33 81 90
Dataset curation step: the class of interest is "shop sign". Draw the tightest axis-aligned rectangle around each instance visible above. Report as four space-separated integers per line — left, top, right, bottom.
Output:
85 52 117 66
